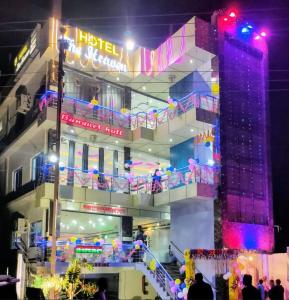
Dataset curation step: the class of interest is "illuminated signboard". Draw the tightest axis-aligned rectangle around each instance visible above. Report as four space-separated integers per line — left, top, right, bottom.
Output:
14 25 39 72
55 21 130 73
81 204 126 215
61 113 124 137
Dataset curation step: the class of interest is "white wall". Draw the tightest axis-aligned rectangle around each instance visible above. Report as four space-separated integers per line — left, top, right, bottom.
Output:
170 199 215 289
150 227 170 263
8 129 46 193
170 199 214 251
267 253 289 299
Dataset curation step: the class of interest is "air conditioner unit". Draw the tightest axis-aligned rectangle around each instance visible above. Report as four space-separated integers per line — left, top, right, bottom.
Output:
17 94 32 114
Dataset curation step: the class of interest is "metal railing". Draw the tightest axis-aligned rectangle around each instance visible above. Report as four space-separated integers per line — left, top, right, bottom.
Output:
141 243 175 299
170 241 217 291
43 90 219 131
42 164 217 195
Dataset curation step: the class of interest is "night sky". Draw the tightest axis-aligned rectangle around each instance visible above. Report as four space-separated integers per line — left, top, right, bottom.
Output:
0 0 288 251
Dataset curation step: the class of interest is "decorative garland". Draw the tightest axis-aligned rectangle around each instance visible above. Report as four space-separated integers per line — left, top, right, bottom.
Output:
39 90 218 131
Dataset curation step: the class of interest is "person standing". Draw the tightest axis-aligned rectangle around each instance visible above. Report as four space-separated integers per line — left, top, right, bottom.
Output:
257 279 266 300
242 274 261 300
269 279 284 300
187 273 213 300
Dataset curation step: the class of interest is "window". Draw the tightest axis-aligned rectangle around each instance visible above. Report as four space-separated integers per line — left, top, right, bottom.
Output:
30 221 42 247
31 153 44 181
13 167 22 191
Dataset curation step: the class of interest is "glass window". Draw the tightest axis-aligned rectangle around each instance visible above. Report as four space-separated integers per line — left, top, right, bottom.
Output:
30 221 42 247
31 153 44 181
13 167 22 191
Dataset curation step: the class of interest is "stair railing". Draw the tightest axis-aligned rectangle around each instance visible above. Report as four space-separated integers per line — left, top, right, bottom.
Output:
142 243 176 299
170 241 217 291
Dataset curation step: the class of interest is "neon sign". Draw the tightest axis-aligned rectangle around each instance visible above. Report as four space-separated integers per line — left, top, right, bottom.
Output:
61 113 124 137
78 30 120 57
14 26 38 72
81 204 126 215
61 25 129 72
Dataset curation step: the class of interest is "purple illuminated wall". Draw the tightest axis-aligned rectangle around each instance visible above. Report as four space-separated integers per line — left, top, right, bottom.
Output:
219 33 274 251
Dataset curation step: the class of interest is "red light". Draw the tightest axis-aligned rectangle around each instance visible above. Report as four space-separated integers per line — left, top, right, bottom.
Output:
260 31 267 37
223 17 228 21
229 11 236 18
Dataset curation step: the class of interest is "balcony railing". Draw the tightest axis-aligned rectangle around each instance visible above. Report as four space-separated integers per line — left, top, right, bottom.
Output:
43 164 217 195
42 91 219 131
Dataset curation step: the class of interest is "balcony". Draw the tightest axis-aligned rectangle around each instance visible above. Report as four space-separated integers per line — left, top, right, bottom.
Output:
42 90 218 132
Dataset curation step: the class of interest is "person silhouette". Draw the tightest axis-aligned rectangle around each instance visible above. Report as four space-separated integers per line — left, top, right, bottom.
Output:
187 273 213 300
257 279 265 300
242 274 261 300
269 279 284 300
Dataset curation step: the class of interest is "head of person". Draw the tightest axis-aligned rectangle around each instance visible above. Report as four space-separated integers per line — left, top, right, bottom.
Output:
138 225 142 232
243 274 253 287
259 279 263 285
195 273 203 283
269 279 275 287
276 279 281 286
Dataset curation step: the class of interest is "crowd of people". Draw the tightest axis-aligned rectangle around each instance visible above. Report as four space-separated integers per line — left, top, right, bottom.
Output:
243 275 285 300
186 273 285 300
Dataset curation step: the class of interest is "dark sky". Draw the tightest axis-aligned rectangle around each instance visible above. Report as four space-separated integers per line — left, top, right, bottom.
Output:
0 0 288 251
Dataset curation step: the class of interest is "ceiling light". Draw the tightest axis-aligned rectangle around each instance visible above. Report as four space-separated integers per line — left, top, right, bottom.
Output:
157 222 160 226
115 140 119 144
89 220 92 224
105 146 109 149
79 226 85 230
70 128 75 134
72 220 77 225
101 222 105 226
99 218 103 222
148 148 152 152
107 85 110 88
142 86 146 91
66 225 70 230
189 59 193 64
108 216 112 220
169 138 173 142
190 128 194 132
125 39 135 51
116 77 120 81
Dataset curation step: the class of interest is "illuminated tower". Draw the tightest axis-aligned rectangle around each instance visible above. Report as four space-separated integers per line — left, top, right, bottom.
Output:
216 10 274 251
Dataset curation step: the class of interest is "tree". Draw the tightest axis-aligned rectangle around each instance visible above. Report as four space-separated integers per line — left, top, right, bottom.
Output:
32 259 98 300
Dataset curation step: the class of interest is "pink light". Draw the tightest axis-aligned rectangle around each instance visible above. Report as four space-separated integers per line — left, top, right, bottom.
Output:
254 35 261 40
223 17 228 21
61 113 124 137
229 11 236 18
260 31 267 37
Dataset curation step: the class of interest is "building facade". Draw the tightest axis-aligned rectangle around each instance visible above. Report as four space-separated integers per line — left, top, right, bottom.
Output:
0 10 273 298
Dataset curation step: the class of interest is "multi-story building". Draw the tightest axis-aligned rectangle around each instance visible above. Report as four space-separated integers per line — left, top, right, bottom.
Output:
0 9 273 299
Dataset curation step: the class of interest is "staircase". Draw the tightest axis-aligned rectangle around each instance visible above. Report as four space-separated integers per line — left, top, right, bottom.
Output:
162 262 183 282
137 244 176 300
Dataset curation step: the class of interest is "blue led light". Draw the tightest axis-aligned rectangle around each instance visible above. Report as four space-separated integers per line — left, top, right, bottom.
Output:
241 27 250 34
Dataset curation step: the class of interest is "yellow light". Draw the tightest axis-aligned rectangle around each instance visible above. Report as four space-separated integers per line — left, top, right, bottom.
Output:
78 29 120 57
